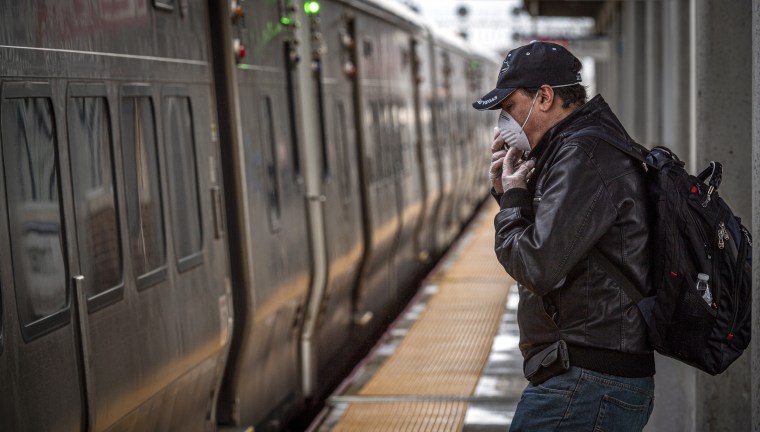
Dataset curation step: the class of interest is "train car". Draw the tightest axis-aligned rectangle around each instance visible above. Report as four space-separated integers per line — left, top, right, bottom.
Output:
0 0 500 430
0 0 230 430
426 27 470 251
464 46 504 217
336 0 428 351
210 0 312 427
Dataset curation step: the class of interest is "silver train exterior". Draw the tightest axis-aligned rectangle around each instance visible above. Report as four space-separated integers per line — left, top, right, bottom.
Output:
0 0 500 430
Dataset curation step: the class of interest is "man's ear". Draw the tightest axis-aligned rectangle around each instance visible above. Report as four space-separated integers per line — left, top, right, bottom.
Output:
538 85 555 110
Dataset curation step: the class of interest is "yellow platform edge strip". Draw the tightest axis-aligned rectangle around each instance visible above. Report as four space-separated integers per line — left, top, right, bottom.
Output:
333 201 512 431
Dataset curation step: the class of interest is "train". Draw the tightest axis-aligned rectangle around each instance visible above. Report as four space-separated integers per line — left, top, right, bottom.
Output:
0 0 500 430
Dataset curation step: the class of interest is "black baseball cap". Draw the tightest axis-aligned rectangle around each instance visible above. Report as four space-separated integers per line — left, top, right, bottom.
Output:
472 41 582 111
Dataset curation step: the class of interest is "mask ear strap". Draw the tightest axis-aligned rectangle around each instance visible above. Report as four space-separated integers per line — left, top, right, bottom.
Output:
520 91 541 132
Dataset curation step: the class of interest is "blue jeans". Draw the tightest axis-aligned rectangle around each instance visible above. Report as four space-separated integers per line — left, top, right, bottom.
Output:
510 367 654 432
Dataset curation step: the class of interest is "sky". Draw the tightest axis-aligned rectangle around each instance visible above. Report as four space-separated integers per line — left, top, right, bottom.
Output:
394 0 594 55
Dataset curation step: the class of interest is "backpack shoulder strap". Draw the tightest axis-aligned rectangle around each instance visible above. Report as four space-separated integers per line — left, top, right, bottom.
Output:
569 130 652 168
589 249 644 303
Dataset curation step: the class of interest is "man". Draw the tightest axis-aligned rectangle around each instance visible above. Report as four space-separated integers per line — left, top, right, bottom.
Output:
472 41 655 431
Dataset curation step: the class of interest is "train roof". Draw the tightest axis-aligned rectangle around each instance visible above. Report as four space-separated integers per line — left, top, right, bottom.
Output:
348 0 429 31
468 45 503 64
427 23 472 55
335 0 500 64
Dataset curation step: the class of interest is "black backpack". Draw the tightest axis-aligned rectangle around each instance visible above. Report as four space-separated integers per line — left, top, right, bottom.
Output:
586 135 752 375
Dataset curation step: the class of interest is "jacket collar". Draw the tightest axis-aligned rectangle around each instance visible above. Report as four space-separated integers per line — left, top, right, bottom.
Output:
529 94 610 162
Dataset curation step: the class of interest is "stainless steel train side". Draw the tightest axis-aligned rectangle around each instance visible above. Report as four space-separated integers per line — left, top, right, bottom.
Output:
211 1 498 430
0 0 499 430
340 0 426 349
0 1 230 430
299 0 368 405
212 0 312 427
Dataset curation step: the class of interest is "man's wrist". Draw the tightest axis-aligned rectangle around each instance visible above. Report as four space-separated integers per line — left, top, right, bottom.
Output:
499 187 531 208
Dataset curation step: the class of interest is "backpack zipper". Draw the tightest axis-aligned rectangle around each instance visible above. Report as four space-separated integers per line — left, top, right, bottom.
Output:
742 225 752 247
702 185 715 207
727 226 750 341
717 222 729 250
686 205 710 259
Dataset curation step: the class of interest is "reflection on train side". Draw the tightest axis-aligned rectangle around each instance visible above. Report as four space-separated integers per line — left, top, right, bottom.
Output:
2 97 66 324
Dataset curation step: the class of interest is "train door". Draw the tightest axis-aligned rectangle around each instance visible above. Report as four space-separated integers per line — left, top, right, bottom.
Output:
411 35 439 264
300 2 366 400
350 11 402 340
433 47 457 249
0 81 84 431
215 0 311 427
452 55 474 224
391 30 424 304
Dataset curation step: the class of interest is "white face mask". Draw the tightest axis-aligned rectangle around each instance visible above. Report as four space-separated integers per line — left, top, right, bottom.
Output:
497 91 540 153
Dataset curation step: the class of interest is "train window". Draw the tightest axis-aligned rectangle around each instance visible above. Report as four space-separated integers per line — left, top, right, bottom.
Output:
335 102 351 201
1 82 69 338
120 88 167 289
67 84 124 310
164 94 203 270
393 105 405 175
381 104 391 180
261 97 281 231
370 104 381 182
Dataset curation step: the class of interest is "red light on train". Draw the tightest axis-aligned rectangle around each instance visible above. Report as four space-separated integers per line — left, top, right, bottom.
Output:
233 38 246 61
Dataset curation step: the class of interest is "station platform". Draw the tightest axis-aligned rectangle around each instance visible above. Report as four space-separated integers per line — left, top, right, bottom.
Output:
309 200 526 431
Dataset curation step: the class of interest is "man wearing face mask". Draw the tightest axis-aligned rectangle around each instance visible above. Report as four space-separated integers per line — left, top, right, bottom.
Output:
472 41 654 431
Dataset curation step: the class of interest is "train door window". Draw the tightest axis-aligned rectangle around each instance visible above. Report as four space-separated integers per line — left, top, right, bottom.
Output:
261 96 281 231
370 103 380 183
1 82 69 340
385 104 393 180
120 86 166 289
393 104 405 175
67 84 124 310
380 103 390 181
335 102 351 202
163 93 203 270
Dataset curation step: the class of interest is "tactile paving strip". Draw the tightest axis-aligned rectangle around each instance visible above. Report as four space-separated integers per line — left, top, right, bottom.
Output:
357 281 508 395
332 401 467 432
331 201 511 431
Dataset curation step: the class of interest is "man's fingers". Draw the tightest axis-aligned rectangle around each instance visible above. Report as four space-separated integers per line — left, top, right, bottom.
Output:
505 146 524 165
503 147 524 175
491 135 506 153
514 159 535 177
491 149 507 162
526 167 535 181
492 127 506 152
489 158 504 179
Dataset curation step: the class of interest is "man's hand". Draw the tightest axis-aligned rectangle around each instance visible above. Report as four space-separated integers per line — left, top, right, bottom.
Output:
501 146 535 191
489 127 508 193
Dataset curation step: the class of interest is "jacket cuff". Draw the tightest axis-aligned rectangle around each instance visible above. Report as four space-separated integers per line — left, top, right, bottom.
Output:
490 187 503 204
499 187 531 209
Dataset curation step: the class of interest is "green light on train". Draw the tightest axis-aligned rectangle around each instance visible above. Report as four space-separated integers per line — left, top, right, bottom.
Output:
304 1 320 14
281 17 292 25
